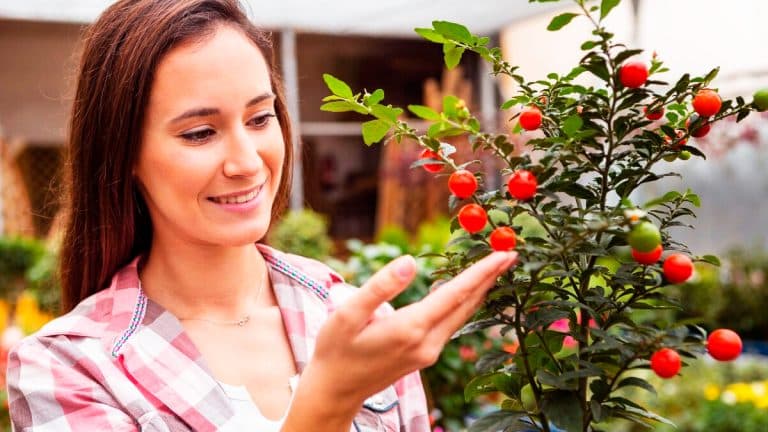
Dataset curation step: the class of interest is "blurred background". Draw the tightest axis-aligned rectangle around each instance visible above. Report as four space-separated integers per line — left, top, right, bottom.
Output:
1 0 767 430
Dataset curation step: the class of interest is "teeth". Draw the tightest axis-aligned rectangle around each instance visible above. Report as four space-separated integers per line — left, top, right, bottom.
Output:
212 187 260 204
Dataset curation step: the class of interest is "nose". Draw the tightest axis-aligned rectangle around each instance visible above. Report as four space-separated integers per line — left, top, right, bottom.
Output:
222 127 262 178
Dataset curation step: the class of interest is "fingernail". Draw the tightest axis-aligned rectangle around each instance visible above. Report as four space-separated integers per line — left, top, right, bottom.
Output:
393 255 416 281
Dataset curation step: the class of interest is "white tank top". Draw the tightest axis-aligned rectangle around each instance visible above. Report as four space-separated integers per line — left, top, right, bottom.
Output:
218 375 300 431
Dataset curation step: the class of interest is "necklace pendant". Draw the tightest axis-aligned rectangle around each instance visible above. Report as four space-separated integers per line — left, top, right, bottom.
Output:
237 316 250 327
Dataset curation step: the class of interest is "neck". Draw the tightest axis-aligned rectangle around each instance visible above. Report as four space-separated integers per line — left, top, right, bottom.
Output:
138 234 270 322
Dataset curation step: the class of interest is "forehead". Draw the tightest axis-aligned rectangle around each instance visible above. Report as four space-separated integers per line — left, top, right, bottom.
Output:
150 25 272 109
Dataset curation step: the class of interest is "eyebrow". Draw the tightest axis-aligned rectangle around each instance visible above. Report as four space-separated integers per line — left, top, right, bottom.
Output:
169 92 276 124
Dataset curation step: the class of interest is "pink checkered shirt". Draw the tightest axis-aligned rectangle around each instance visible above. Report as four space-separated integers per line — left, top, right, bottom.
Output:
6 244 430 431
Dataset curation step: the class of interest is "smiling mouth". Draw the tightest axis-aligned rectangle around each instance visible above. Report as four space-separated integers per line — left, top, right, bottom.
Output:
208 185 262 204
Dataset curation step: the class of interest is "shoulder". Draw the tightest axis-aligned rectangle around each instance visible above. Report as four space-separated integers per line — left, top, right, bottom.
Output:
259 243 345 284
24 257 144 342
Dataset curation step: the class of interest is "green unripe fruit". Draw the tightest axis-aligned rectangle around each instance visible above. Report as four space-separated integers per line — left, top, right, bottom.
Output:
678 150 692 160
754 88 768 111
520 384 536 412
628 221 662 253
663 154 677 162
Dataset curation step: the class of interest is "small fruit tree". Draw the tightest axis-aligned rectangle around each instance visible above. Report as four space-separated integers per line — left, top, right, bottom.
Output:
322 0 762 430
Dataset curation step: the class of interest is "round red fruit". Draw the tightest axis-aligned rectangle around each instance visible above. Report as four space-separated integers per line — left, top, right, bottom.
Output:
651 348 681 379
632 245 663 265
686 114 711 138
519 106 543 131
489 227 517 251
707 329 742 361
507 170 538 201
692 89 722 117
644 105 664 120
620 61 649 88
448 170 478 199
458 203 488 234
419 149 443 173
663 253 694 284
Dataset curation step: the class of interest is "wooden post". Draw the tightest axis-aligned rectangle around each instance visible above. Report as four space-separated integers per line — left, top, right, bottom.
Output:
281 28 304 211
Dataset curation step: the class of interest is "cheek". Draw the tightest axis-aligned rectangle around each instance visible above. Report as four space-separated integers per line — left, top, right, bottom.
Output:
136 142 213 203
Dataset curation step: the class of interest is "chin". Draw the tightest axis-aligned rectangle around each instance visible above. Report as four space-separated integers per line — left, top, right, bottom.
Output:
217 224 270 247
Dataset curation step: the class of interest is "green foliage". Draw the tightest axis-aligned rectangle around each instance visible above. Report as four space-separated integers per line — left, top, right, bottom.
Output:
267 209 333 260
0 236 46 299
321 1 758 431
607 357 768 432
672 246 768 339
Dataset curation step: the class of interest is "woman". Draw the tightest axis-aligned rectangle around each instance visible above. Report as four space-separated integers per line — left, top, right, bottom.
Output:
6 1 518 430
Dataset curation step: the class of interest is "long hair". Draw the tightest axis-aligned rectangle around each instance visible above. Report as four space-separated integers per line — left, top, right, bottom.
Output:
60 0 293 312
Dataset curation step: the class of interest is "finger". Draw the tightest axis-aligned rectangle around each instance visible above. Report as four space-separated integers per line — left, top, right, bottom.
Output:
416 251 517 332
333 255 417 332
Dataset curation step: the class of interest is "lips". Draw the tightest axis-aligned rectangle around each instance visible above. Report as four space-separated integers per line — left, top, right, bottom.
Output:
208 185 262 205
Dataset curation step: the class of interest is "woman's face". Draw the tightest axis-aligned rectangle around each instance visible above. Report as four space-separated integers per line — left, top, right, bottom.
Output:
135 25 284 248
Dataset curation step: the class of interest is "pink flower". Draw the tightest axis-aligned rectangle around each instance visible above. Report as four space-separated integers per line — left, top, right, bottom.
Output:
459 345 478 362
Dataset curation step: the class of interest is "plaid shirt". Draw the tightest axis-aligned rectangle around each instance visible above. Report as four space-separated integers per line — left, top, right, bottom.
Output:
6 244 430 431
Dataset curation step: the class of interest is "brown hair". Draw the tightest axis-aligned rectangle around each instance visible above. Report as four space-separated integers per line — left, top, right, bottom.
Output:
60 0 293 312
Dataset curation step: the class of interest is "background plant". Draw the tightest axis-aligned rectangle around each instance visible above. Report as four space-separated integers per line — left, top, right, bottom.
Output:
266 208 334 260
321 0 760 430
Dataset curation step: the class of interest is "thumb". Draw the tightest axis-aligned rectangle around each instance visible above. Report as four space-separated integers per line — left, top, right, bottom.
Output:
334 255 417 331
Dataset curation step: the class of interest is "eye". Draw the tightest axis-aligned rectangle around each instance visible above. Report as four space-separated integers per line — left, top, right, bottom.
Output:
248 113 276 128
180 127 215 143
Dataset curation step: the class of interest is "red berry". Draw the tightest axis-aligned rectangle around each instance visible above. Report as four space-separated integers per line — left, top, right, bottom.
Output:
519 106 543 131
489 227 517 251
448 170 478 199
419 149 443 173
663 253 694 284
707 329 742 361
651 348 681 379
692 89 722 117
686 114 711 138
644 105 664 120
458 203 488 234
507 170 538 201
632 245 663 265
620 61 649 88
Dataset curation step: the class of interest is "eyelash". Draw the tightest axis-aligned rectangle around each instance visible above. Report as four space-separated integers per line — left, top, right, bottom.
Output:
180 113 277 143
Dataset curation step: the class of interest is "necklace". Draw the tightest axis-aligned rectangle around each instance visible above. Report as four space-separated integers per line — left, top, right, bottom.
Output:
176 264 269 327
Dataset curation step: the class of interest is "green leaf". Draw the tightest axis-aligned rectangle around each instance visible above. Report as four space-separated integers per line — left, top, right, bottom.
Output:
443 44 465 69
581 40 598 50
443 95 460 117
563 114 583 137
361 119 391 145
371 105 402 123
322 73 353 99
366 89 385 106
542 391 584 432
320 101 356 113
414 27 446 43
547 12 579 31
464 372 503 401
600 0 621 20
432 21 473 44
699 254 721 267
643 191 681 208
501 95 530 110
618 377 657 395
408 104 441 121
466 411 529 432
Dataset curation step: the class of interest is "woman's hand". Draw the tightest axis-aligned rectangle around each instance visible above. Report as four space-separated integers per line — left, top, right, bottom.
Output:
282 251 518 431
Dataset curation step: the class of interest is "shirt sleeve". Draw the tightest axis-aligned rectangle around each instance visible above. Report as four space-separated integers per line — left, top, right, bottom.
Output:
6 336 139 432
394 369 431 432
